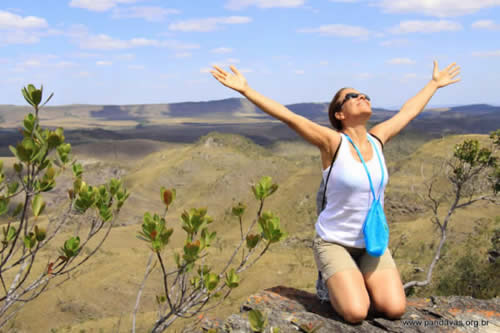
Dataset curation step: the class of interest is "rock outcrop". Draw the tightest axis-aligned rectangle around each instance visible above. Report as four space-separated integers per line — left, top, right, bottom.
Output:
190 286 499 332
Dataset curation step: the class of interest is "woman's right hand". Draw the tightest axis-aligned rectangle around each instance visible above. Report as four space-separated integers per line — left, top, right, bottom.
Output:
210 65 249 94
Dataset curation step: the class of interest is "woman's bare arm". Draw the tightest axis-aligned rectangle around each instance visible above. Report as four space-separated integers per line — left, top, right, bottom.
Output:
370 61 461 145
211 65 339 153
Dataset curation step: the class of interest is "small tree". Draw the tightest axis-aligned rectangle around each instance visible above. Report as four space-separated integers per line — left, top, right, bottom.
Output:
133 176 287 332
0 85 129 327
404 130 500 291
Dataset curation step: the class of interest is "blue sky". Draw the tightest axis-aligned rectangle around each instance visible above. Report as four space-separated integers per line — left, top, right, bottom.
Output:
0 0 499 108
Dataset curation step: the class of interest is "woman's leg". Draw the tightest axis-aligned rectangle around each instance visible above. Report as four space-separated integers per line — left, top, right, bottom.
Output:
360 250 406 319
326 269 371 324
364 268 406 319
313 235 371 323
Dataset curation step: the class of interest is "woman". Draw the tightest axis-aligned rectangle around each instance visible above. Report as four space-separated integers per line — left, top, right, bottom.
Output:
210 61 460 323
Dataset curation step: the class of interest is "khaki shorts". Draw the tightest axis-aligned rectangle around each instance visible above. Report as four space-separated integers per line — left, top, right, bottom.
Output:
312 234 396 281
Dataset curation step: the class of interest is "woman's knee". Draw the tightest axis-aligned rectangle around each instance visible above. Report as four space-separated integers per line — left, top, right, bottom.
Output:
326 269 370 323
340 303 369 324
378 300 406 319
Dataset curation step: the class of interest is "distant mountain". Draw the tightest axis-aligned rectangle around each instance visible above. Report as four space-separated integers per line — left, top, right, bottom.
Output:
444 104 499 113
0 99 498 147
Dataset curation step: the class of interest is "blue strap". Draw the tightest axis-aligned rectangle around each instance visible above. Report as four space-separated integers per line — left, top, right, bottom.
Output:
344 134 385 200
368 135 385 199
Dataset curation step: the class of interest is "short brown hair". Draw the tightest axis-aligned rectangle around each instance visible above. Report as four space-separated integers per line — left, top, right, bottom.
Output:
328 87 350 131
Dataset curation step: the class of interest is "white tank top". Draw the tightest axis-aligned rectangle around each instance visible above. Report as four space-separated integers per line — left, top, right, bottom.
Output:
315 133 389 248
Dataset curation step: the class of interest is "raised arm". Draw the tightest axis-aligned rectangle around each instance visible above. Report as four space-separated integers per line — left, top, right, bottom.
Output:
370 61 460 145
211 65 339 153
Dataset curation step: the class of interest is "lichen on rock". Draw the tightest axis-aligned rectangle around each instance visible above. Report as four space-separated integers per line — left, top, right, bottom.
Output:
184 286 500 333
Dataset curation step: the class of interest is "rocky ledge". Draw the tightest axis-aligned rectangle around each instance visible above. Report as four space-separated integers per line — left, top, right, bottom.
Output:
190 286 499 333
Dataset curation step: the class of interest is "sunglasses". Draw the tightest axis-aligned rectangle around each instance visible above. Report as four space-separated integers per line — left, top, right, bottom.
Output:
339 92 371 108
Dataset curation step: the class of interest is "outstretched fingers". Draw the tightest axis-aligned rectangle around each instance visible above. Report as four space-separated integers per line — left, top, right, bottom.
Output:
449 66 460 76
445 62 457 71
212 65 228 77
210 65 228 82
230 65 241 76
449 70 461 80
211 71 225 83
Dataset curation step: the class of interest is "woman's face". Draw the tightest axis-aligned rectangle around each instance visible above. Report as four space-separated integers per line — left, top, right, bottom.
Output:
335 88 372 123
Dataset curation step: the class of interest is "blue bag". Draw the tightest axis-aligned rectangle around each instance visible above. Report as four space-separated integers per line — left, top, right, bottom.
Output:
344 134 389 257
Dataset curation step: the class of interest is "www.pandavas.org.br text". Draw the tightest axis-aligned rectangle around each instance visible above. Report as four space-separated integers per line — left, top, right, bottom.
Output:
401 318 489 328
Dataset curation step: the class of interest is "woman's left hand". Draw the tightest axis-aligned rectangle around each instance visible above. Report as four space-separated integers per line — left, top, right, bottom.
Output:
432 60 461 88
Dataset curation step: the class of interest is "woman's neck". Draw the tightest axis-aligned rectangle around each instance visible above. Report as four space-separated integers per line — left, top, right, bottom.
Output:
342 125 369 147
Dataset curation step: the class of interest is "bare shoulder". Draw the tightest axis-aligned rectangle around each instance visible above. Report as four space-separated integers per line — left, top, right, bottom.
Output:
368 131 385 151
368 126 387 146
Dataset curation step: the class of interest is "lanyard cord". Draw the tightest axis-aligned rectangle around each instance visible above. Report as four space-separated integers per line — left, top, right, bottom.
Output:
344 134 385 200
321 134 385 211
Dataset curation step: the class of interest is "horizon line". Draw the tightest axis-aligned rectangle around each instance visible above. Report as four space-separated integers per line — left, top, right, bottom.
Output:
1 98 498 110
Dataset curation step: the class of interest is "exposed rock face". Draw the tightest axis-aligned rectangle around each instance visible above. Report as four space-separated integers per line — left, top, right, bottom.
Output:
190 286 499 333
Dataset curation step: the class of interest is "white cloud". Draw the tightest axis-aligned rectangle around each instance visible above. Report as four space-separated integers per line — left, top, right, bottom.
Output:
379 0 500 17
294 69 305 75
0 11 51 45
111 6 180 22
96 60 112 66
471 19 500 30
355 72 373 80
1 27 62 46
45 28 64 36
0 30 40 45
399 73 420 83
23 59 41 67
379 38 409 47
114 53 135 60
128 64 144 69
298 24 373 38
169 16 251 32
387 57 415 65
175 52 192 58
54 61 77 68
71 28 200 50
71 52 101 58
224 58 240 64
80 34 130 49
319 60 328 65
225 0 304 10
161 40 200 50
0 10 48 29
129 38 160 47
472 50 500 57
1 77 24 84
69 0 138 12
76 71 91 77
11 57 77 72
390 20 462 34
211 47 233 54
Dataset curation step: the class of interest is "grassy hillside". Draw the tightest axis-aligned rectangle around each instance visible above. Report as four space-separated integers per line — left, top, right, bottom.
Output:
2 132 498 332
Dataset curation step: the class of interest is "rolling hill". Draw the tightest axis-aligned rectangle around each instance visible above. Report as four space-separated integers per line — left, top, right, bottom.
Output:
1 131 497 332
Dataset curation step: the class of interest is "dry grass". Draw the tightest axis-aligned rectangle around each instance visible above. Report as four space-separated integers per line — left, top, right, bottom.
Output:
1 132 498 332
